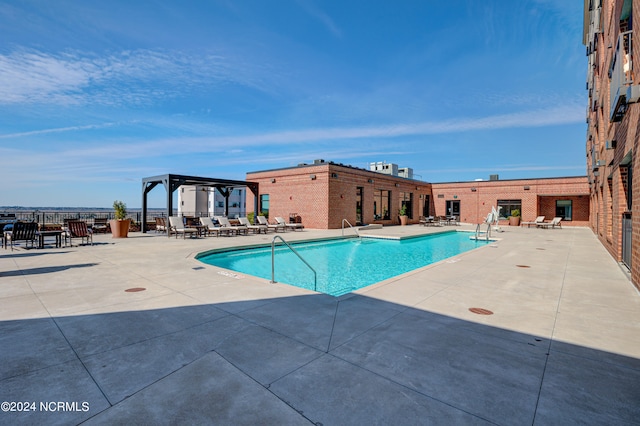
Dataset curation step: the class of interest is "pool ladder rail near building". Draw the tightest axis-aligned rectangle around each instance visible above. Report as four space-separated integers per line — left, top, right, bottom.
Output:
473 222 492 241
270 235 317 290
472 209 498 241
341 218 361 240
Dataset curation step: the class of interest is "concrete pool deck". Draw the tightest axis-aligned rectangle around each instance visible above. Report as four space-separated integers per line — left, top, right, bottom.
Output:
0 224 638 425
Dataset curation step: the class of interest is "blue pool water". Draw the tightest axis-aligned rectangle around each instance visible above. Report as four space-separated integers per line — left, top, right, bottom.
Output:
197 231 489 297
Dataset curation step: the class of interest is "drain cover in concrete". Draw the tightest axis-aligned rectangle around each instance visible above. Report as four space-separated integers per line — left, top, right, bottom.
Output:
469 308 493 315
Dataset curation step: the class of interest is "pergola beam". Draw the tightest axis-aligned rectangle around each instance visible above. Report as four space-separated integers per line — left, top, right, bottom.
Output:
141 173 259 234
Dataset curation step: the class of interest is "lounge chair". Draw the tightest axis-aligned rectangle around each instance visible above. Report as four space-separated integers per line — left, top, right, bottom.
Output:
275 216 304 231
3 221 38 250
169 216 199 239
199 217 229 237
537 217 562 229
256 215 284 232
238 217 268 234
67 220 93 246
521 216 545 228
215 216 248 235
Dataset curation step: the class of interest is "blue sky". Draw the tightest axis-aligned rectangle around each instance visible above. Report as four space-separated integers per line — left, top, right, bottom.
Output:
0 0 586 208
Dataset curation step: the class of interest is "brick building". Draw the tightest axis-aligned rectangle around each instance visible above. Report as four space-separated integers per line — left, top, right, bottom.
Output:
584 0 639 290
247 160 588 229
246 160 433 229
431 176 590 226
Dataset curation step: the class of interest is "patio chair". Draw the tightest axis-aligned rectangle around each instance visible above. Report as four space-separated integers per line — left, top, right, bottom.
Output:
536 217 562 229
437 215 450 225
155 217 167 233
169 216 199 239
256 215 284 232
199 217 229 237
67 220 93 246
92 218 109 233
521 216 545 228
215 216 248 235
3 221 38 251
419 216 436 226
238 217 268 234
275 216 304 231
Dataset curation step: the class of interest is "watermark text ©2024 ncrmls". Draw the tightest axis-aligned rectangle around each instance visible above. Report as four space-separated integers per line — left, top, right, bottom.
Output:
2 401 90 412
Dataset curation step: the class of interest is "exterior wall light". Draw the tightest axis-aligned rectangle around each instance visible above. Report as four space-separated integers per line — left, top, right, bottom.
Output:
270 178 276 183
331 173 338 178
310 174 316 180
368 179 374 183
524 186 530 190
471 188 477 192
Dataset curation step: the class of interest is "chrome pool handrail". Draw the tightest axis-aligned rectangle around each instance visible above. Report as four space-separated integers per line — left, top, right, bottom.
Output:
474 222 491 241
341 218 360 239
271 235 317 291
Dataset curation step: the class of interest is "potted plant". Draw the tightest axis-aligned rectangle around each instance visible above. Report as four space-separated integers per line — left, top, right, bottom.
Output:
508 209 521 226
110 200 131 238
399 205 408 226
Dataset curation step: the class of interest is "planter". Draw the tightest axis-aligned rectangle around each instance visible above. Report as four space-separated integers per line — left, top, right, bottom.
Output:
399 215 408 226
109 219 131 238
509 216 521 226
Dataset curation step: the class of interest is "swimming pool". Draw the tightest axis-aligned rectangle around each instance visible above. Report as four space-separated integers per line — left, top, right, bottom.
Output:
196 231 490 297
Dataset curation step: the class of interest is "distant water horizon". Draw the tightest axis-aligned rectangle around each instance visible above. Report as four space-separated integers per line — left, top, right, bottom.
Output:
0 206 167 212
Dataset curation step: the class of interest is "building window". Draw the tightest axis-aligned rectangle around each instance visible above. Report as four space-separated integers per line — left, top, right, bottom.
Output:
497 200 521 219
626 165 633 211
373 190 390 220
399 192 413 219
260 194 270 215
217 201 224 208
356 187 363 225
556 200 572 221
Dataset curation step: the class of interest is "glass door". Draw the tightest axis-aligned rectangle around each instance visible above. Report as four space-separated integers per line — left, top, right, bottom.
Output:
446 200 460 217
423 195 430 217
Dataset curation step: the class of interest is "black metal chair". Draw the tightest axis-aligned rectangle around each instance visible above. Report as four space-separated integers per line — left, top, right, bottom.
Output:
3 221 38 250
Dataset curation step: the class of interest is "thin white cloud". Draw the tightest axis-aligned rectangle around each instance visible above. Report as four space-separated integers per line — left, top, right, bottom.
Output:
296 0 342 38
425 165 586 174
0 122 121 139
0 48 275 106
0 102 584 164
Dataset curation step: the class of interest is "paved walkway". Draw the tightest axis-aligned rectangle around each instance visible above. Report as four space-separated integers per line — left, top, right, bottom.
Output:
0 225 638 425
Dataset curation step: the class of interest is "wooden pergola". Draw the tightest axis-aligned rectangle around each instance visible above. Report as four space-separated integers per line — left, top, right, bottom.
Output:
141 173 259 234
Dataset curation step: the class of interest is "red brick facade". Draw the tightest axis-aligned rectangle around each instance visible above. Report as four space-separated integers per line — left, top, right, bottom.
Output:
584 0 639 290
247 162 588 230
431 177 590 226
246 162 432 229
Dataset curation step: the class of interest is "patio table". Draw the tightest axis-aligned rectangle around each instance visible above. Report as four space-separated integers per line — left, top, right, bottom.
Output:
37 230 65 248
